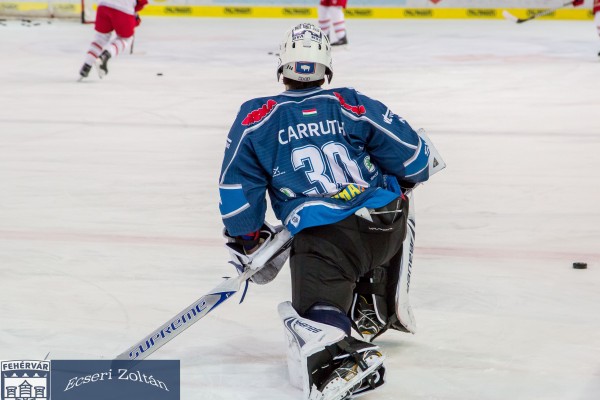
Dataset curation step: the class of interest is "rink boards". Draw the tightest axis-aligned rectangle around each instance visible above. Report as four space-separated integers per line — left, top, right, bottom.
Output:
0 3 595 20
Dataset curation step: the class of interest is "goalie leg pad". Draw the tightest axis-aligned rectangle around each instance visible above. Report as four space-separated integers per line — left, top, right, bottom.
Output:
279 301 346 395
393 192 417 334
305 303 351 336
278 302 385 400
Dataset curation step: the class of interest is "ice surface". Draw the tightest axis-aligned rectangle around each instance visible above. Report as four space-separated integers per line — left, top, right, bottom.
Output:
0 17 599 400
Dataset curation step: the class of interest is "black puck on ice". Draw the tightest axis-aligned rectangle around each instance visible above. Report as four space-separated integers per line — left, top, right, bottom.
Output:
572 262 587 269
156 73 163 76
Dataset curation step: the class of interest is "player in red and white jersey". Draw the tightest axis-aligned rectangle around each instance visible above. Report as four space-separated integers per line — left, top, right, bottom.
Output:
318 0 348 46
573 0 600 56
594 0 600 55
79 0 148 80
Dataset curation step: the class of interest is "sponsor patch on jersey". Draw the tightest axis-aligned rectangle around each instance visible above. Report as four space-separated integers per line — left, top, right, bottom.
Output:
331 183 366 201
363 156 376 173
334 92 366 116
290 214 301 227
280 188 296 198
295 62 315 74
302 108 317 117
241 99 277 126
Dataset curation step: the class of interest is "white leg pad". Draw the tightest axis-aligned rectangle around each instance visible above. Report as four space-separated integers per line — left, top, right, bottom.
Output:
278 301 346 399
395 191 417 333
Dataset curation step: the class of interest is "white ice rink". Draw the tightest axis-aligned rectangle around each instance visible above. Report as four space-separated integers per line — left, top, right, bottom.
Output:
1 16 599 400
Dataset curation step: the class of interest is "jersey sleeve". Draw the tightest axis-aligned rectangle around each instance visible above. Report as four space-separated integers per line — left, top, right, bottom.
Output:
219 105 269 236
346 90 430 185
134 0 147 12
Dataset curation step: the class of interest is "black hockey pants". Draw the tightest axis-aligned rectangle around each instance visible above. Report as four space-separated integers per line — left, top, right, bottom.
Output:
290 196 408 315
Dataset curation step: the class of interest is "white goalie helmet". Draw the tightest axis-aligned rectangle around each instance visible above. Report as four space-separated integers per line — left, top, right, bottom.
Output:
277 23 333 83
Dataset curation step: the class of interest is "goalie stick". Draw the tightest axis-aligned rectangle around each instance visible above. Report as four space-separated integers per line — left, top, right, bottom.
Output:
502 1 575 23
115 229 292 361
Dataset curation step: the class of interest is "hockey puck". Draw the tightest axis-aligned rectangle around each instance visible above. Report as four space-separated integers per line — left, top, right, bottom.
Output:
572 262 587 269
156 73 163 76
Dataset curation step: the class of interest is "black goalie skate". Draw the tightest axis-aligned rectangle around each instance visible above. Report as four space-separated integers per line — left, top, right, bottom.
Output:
353 295 386 339
309 339 386 400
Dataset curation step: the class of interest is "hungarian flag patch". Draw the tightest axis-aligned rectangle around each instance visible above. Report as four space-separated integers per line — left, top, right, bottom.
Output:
302 108 317 117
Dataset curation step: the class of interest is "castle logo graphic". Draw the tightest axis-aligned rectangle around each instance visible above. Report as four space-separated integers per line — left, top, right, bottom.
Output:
1 360 50 400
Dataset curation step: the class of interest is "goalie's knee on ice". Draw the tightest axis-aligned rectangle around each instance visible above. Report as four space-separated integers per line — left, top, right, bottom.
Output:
278 301 385 399
278 301 346 395
304 302 351 336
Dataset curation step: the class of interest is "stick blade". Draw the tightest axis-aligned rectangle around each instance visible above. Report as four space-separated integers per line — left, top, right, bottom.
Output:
502 10 519 22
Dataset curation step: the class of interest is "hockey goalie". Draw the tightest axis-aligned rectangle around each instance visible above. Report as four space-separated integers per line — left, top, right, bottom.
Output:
219 23 446 400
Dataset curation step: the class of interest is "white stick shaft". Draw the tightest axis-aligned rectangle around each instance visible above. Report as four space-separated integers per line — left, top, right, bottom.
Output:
115 269 254 360
114 229 292 361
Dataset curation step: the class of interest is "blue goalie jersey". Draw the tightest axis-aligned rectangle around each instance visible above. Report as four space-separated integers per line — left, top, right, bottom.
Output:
219 87 430 236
